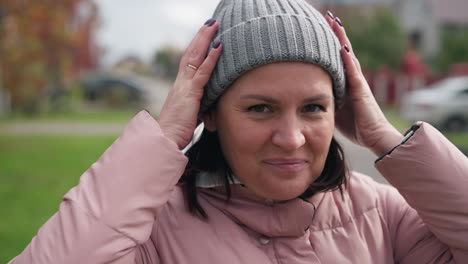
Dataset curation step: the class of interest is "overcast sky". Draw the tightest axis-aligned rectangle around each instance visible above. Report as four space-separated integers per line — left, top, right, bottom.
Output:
95 0 220 66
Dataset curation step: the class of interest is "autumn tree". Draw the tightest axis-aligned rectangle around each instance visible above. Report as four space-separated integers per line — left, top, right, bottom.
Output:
0 0 100 113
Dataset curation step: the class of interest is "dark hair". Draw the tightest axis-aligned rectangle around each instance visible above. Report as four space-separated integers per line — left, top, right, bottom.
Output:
178 128 348 219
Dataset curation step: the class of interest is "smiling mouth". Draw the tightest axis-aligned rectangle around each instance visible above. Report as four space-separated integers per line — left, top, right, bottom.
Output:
262 160 308 173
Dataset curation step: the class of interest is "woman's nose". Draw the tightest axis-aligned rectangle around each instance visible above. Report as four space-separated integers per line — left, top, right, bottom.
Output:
271 116 306 151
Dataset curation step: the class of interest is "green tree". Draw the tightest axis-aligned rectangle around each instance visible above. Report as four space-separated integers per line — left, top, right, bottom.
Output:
433 28 468 73
343 9 406 70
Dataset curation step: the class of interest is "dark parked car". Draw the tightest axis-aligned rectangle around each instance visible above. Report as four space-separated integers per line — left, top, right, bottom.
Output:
80 73 144 107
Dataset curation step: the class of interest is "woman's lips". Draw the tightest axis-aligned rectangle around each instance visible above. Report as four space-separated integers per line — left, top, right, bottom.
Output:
262 159 308 173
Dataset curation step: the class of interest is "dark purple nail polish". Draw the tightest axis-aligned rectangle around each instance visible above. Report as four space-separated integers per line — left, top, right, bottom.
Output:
213 40 221 49
344 44 350 53
327 11 335 19
335 17 343 27
208 19 216 27
204 18 214 25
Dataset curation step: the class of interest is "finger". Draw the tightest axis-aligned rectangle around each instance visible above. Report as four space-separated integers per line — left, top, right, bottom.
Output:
179 20 216 76
352 54 363 74
183 19 212 55
180 20 219 79
325 10 335 27
331 18 364 73
341 45 371 100
181 19 216 64
192 42 223 87
330 17 353 51
178 19 216 71
341 45 362 89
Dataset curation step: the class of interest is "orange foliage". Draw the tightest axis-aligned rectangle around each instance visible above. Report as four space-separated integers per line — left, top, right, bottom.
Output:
0 0 100 111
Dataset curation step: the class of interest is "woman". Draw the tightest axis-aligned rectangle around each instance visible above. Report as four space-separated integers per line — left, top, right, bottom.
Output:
11 0 468 263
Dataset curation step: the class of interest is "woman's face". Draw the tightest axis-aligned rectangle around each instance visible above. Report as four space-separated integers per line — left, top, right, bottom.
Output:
205 62 335 201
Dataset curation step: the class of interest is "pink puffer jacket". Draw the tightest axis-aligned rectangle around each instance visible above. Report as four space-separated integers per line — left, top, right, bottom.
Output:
10 111 468 263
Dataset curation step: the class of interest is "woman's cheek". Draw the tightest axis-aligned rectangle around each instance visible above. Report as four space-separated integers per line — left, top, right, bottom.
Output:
308 120 334 142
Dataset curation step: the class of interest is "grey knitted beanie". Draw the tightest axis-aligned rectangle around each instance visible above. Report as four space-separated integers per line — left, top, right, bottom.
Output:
199 0 346 117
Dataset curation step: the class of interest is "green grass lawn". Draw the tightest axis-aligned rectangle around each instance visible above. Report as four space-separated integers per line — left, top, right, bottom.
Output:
443 133 468 151
384 108 468 151
0 134 118 262
0 109 137 123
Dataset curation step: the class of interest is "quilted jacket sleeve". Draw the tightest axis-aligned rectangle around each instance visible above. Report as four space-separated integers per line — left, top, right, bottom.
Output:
9 111 188 264
376 122 468 263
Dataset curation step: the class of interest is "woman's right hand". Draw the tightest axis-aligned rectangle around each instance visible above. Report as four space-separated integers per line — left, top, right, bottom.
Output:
158 19 222 150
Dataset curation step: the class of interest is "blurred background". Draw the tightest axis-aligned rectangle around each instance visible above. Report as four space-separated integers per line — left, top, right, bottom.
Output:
0 0 467 261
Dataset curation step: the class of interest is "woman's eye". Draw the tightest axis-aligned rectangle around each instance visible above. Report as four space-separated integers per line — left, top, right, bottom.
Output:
302 104 324 113
247 104 271 113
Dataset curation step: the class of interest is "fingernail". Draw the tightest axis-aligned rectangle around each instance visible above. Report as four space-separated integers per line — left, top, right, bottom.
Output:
213 40 221 49
204 18 214 25
207 19 216 27
335 17 343 27
327 11 335 19
344 44 350 53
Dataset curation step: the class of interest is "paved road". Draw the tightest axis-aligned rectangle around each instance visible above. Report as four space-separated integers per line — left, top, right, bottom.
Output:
336 133 388 184
1 122 386 184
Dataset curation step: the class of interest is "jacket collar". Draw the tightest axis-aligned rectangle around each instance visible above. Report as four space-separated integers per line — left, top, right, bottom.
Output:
195 171 241 188
198 184 323 238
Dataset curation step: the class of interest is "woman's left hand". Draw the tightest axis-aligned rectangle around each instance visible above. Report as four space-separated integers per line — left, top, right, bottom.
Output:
325 13 404 157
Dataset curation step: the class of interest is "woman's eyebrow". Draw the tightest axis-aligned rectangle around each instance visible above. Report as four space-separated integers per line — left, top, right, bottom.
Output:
240 94 331 103
303 94 332 103
239 94 278 103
